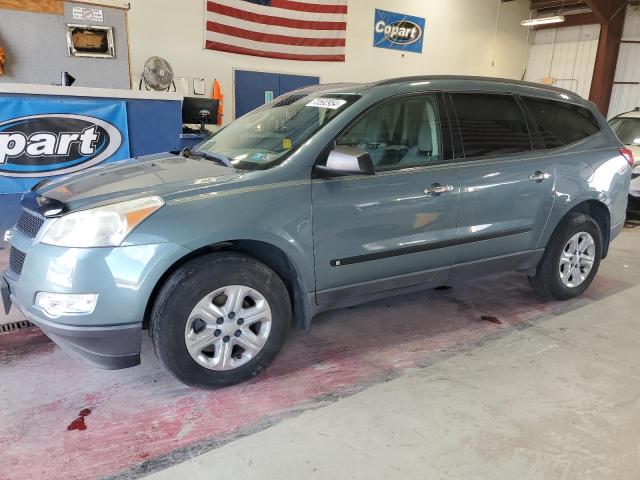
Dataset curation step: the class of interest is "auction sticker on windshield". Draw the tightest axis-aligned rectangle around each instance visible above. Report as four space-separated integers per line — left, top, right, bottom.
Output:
306 98 347 109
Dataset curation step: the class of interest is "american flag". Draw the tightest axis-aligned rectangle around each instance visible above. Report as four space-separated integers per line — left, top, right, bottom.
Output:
205 0 347 62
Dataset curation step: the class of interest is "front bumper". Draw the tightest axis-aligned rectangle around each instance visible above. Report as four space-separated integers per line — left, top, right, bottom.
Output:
11 299 142 369
4 232 191 369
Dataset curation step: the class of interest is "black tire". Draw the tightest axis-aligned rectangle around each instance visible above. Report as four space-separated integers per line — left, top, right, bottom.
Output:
528 213 603 301
150 252 291 388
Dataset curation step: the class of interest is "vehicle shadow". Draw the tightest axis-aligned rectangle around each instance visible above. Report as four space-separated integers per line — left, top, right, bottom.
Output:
259 270 636 383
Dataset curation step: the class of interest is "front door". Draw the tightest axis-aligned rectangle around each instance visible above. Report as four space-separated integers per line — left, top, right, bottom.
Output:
312 94 461 305
449 92 555 269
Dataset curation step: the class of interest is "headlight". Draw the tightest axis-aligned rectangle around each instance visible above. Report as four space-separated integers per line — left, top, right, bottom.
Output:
41 196 164 247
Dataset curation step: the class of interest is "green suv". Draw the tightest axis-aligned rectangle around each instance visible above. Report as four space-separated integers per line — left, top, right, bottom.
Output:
2 76 633 387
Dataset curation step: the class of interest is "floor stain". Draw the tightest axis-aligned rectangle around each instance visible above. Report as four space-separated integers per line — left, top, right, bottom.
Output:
67 408 92 432
481 315 502 325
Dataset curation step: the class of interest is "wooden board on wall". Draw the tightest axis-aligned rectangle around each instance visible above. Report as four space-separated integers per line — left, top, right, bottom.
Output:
0 0 64 15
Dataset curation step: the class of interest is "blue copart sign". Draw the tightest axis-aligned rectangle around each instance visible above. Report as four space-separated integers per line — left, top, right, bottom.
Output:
0 97 130 194
373 8 425 54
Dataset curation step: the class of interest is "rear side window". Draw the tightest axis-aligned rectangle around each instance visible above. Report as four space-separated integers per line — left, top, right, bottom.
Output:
522 97 600 149
451 93 532 159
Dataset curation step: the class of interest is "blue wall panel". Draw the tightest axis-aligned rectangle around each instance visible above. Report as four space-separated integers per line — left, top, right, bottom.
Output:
234 70 320 119
235 70 280 119
126 99 183 156
279 73 320 94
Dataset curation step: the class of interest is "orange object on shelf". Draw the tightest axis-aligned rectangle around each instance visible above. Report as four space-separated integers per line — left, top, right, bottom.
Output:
0 46 6 75
212 79 223 126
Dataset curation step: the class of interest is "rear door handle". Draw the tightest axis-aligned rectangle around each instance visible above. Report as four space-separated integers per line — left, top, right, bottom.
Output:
529 171 550 183
425 183 455 195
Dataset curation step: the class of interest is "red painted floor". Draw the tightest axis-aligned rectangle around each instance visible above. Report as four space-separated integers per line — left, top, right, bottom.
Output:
0 270 629 480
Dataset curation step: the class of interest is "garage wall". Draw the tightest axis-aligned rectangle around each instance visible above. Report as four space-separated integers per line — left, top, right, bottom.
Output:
0 2 131 89
523 24 600 100
608 5 640 118
126 0 531 123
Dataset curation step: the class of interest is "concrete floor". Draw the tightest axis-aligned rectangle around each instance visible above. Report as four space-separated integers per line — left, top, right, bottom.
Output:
1 225 639 480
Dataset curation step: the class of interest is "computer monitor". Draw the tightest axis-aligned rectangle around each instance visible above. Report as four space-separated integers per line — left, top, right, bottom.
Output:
182 97 220 133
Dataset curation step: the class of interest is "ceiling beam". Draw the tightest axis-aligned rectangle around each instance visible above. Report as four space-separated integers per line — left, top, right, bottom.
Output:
534 11 599 30
530 0 588 14
584 0 627 24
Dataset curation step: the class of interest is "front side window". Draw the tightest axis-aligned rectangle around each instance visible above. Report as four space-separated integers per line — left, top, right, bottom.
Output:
451 93 532 159
523 97 600 149
197 93 359 170
609 117 640 146
336 95 443 171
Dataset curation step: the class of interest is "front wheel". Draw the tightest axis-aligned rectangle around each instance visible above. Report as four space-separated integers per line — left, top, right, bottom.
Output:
150 252 291 388
528 213 602 301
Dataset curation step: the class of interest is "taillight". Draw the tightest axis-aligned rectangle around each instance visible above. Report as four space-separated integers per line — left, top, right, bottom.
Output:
620 147 635 167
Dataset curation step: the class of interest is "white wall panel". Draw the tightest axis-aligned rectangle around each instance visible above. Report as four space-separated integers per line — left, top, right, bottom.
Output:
609 84 640 118
609 6 640 117
623 5 640 40
524 25 599 99
614 44 640 83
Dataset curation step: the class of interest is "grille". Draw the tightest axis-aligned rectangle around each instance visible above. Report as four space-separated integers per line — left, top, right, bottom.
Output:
0 320 34 334
15 209 45 238
9 247 26 275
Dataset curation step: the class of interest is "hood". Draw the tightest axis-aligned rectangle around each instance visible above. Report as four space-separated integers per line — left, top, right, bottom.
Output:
36 153 242 210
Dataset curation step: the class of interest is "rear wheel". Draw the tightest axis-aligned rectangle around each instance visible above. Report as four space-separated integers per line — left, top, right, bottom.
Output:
150 252 291 388
528 213 602 301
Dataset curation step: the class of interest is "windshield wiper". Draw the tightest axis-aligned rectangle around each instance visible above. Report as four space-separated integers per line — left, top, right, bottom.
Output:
201 151 233 168
180 147 233 168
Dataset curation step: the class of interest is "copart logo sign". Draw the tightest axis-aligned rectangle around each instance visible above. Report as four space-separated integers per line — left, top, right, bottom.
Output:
0 114 122 178
373 9 425 54
375 19 422 45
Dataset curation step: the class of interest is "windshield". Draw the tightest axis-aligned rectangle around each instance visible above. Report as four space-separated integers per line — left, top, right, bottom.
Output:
196 92 360 170
610 117 640 145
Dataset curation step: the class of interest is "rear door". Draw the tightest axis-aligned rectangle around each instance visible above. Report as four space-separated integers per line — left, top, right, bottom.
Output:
449 92 555 271
312 94 461 304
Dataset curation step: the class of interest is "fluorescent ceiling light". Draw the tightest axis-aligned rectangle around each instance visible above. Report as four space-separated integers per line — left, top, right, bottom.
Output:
521 15 565 27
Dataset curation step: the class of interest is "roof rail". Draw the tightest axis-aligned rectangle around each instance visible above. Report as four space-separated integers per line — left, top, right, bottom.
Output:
370 75 576 95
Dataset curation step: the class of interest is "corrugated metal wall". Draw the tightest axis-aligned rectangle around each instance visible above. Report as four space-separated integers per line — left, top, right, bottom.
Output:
524 24 600 99
609 6 640 118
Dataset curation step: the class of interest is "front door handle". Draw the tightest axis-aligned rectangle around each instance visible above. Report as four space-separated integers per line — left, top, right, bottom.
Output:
425 183 455 195
529 171 551 183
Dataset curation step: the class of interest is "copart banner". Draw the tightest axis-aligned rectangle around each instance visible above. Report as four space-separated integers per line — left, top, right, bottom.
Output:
0 97 130 194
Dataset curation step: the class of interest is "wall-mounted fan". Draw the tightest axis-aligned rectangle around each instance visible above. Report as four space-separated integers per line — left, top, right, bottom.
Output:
139 56 175 91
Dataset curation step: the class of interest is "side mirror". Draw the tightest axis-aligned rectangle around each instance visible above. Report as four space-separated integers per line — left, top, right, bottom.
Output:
316 146 375 176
